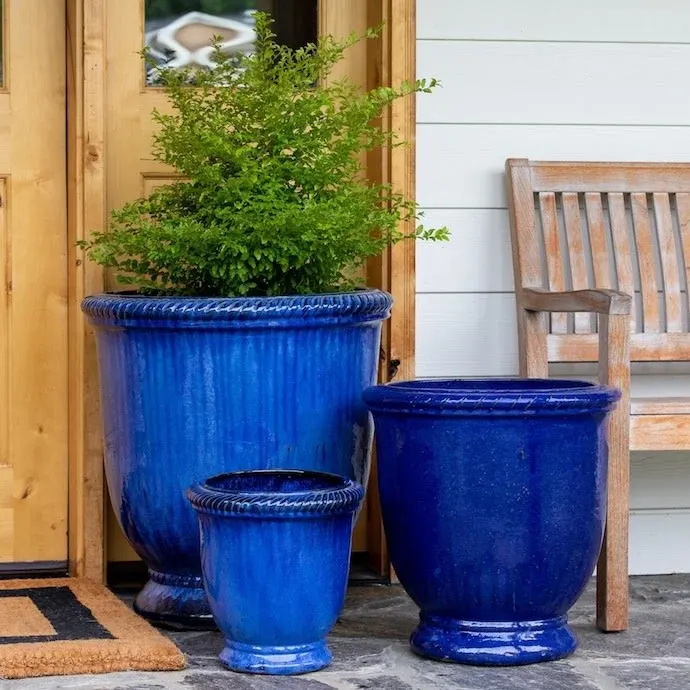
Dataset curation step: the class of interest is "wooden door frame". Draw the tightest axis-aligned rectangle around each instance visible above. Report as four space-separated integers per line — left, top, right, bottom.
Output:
67 0 106 580
66 0 416 581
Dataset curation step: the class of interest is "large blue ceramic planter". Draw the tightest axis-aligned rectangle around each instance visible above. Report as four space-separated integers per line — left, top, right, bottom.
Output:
363 378 620 666
187 470 364 674
82 290 390 629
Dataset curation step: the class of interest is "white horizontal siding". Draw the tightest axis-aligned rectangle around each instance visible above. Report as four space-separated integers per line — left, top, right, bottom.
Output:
417 124 690 209
631 453 690 510
417 0 690 43
630 511 690 575
418 42 690 126
417 210 513 293
416 294 515 377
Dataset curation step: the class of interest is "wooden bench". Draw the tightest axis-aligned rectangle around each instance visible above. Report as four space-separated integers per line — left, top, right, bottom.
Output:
506 159 690 632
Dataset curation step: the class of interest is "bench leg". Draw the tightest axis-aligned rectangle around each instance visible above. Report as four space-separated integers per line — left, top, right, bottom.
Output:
597 313 630 632
596 490 629 632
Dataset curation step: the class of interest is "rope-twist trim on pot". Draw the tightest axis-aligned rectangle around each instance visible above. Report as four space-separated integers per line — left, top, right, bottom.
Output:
82 290 393 328
187 476 364 518
149 570 204 588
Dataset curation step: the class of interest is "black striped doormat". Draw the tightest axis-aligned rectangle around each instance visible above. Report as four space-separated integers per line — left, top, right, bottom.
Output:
0 578 185 679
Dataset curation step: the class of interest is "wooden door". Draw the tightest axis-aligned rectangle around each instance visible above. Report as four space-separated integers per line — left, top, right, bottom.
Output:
0 0 68 569
104 0 375 567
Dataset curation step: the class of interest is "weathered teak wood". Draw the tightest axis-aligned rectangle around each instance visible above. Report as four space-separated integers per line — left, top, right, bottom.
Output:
654 194 682 333
597 312 631 633
630 415 690 450
548 333 690 362
631 193 659 333
630 398 690 416
585 193 610 288
562 193 590 333
507 158 690 633
608 193 636 331
506 160 548 378
539 192 567 334
522 288 631 316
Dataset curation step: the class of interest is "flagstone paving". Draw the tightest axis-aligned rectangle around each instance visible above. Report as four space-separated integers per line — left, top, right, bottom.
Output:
11 575 690 689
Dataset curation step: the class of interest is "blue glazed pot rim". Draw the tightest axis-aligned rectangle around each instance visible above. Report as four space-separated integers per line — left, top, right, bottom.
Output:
81 289 392 330
187 470 365 518
363 378 621 416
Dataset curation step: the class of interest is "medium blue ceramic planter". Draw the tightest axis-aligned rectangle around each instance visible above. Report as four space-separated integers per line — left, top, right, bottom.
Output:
82 290 390 629
363 378 620 666
187 470 364 675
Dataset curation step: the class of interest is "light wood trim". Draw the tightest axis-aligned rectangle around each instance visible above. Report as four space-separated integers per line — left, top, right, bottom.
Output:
630 414 690 450
607 192 636 331
0 465 13 561
653 193 682 332
0 179 7 474
630 398 690 415
528 161 690 193
631 193 660 333
539 192 567 334
507 160 548 377
0 0 8 94
360 0 415 579
363 0 388 577
67 0 83 576
387 0 416 386
381 0 415 584
68 0 106 580
318 0 368 81
0 180 9 562
521 288 631 316
596 312 630 632
548 332 690 362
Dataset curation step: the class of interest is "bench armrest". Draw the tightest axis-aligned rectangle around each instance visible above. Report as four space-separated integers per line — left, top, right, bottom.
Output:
520 288 632 316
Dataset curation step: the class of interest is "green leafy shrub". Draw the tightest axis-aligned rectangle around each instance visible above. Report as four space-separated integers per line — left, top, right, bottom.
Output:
80 13 448 297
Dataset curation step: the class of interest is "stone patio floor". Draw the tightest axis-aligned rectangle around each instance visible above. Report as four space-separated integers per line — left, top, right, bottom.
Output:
11 575 690 689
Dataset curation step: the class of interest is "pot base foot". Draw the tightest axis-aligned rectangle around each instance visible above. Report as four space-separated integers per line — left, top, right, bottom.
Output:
133 571 216 631
219 640 332 675
411 614 576 666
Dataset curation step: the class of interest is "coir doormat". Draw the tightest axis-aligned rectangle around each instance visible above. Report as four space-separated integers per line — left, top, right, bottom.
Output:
0 578 185 679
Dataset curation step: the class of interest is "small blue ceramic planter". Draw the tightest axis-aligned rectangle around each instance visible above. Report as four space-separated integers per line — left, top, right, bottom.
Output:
187 470 364 675
363 378 620 666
